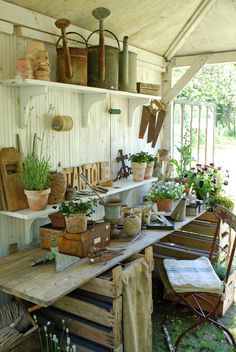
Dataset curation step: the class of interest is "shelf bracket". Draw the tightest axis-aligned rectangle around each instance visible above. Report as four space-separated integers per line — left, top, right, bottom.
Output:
81 93 107 127
128 97 150 127
19 86 48 128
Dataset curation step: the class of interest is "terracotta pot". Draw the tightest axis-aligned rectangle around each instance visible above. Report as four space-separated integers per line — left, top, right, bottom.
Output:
156 198 173 212
131 162 147 182
65 213 87 233
24 188 51 211
144 161 154 179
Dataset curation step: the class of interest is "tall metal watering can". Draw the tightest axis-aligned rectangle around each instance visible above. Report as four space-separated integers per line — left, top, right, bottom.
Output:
119 36 137 93
87 7 120 90
55 18 87 85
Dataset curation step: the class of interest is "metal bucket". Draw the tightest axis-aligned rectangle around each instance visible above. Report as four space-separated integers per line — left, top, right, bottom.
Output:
87 30 120 90
56 32 87 85
119 36 137 93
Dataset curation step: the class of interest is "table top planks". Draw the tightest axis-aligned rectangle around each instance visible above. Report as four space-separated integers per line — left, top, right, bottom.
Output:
0 215 202 307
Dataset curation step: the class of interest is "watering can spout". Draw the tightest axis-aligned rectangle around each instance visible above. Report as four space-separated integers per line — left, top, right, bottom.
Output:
122 36 129 87
55 18 73 79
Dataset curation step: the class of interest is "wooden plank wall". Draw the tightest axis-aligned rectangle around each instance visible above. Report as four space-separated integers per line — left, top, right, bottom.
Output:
0 30 162 267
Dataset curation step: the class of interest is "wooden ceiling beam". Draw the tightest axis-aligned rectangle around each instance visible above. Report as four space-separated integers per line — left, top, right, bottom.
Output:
172 51 236 67
162 54 213 105
164 0 217 61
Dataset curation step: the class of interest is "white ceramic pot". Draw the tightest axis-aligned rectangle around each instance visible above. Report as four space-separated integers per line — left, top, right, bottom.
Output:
131 162 147 182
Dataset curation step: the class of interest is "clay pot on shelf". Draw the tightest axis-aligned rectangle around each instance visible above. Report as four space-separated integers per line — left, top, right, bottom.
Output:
64 213 87 233
131 162 147 182
144 161 154 179
24 188 51 211
156 198 173 212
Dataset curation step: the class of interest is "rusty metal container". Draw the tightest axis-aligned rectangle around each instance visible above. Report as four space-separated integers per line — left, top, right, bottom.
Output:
55 19 87 85
119 36 137 93
87 33 120 90
87 7 120 90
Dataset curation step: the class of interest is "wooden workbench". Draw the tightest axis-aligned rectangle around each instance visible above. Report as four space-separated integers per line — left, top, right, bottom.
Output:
0 216 200 307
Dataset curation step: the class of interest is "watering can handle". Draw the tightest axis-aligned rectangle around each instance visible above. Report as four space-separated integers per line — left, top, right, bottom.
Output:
56 31 87 79
86 29 120 82
55 19 73 79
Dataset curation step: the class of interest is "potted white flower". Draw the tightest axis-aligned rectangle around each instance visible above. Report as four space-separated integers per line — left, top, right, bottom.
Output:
146 180 184 212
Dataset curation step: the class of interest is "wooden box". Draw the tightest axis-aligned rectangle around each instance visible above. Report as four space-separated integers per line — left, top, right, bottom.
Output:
136 82 160 95
40 222 111 258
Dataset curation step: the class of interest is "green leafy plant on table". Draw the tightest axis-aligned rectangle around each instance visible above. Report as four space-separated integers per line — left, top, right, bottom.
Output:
170 143 193 178
207 193 234 211
58 198 98 218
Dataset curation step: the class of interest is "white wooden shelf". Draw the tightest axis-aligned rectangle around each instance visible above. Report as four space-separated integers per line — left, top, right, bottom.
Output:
0 78 161 128
0 177 157 221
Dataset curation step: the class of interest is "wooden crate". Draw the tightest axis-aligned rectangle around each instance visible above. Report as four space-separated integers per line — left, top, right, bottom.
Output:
165 270 236 317
40 222 111 258
38 247 153 352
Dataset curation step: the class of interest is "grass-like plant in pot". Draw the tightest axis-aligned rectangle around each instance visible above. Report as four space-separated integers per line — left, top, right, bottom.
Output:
58 198 97 233
146 180 184 212
22 154 51 211
129 151 148 181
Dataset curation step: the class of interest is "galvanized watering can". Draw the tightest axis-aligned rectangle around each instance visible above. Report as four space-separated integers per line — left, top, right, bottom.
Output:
87 7 120 90
55 18 87 85
119 36 137 93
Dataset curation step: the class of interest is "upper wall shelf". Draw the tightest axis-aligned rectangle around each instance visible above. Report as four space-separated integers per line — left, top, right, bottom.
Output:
0 79 161 128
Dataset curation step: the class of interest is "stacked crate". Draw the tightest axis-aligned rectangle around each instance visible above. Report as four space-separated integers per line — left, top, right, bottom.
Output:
38 247 153 352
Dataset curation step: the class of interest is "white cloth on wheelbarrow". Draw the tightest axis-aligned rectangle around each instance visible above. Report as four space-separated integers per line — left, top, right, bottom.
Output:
164 256 223 294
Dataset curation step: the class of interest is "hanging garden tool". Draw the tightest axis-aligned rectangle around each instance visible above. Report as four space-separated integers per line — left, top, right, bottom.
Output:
151 100 167 148
55 18 87 85
87 7 120 90
138 99 159 142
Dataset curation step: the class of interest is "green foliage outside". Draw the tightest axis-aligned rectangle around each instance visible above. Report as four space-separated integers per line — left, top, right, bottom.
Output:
173 64 236 136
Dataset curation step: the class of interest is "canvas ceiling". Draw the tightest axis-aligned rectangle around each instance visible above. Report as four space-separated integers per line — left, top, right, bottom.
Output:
2 0 236 58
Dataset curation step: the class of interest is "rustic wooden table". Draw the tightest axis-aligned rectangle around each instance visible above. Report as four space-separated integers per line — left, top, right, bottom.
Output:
0 216 199 307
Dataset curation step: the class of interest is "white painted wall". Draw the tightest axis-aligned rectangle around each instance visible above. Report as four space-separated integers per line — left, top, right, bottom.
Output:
0 25 163 267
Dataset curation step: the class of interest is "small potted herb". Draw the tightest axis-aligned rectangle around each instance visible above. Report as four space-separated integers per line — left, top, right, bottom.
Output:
146 180 184 212
57 198 97 233
129 151 148 181
22 154 51 211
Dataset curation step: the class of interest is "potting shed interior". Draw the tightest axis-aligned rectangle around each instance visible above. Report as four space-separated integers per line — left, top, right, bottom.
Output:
0 0 235 351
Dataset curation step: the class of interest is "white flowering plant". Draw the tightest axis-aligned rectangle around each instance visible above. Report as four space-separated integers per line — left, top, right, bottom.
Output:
147 180 185 201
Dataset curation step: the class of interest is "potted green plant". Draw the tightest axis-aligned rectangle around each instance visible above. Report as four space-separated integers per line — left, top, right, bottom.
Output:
22 154 51 211
57 198 97 233
129 151 147 181
146 180 184 212
207 193 234 211
144 153 157 179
